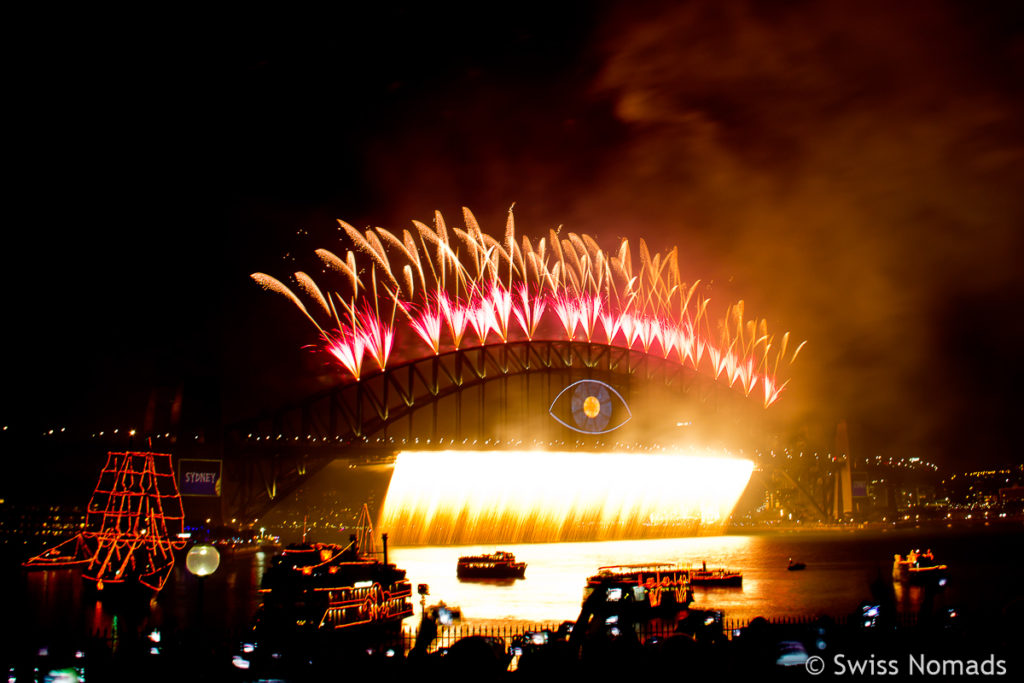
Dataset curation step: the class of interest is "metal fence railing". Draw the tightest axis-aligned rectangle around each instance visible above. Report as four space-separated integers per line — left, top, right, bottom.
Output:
398 610 921 655
18 610 922 672
404 622 562 653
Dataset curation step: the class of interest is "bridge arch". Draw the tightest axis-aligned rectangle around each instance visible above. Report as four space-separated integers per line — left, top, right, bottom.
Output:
224 340 765 519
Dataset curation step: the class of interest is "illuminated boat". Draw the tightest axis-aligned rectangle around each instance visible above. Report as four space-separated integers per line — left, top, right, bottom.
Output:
892 550 947 585
582 564 695 615
252 534 413 640
575 564 728 645
22 451 186 594
456 551 527 580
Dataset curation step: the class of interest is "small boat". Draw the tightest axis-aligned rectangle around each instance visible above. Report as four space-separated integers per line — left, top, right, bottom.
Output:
689 566 743 587
787 559 806 571
457 551 526 580
893 550 947 585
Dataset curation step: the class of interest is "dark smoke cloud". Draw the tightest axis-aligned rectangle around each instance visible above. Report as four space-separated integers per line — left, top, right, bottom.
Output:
236 1 1023 465
563 0 1024 464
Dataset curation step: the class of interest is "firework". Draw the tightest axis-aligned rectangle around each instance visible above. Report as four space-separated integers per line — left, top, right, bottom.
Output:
252 207 802 406
380 449 754 544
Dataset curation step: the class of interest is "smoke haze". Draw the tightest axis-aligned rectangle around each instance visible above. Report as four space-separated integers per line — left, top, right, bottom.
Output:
339 1 1024 464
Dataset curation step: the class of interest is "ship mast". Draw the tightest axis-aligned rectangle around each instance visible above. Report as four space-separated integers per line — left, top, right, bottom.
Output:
355 503 377 557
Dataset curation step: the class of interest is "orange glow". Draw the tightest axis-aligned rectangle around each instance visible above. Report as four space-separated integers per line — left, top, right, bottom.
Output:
582 396 601 418
380 449 754 545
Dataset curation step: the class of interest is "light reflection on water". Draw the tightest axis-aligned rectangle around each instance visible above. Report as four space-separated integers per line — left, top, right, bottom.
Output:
11 526 1024 647
17 548 273 640
393 536 757 623
392 528 1024 625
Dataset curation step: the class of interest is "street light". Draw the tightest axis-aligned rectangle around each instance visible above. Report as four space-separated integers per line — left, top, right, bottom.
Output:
186 544 220 627
186 544 220 577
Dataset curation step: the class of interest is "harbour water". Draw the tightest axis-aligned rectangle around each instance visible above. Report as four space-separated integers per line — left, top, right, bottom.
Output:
7 523 1023 657
392 525 1024 625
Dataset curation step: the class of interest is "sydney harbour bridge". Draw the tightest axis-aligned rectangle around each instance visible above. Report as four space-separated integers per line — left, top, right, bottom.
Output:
214 334 867 548
199 208 847 543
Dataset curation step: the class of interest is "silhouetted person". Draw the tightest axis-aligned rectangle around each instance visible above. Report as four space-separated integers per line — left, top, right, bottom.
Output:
409 611 437 660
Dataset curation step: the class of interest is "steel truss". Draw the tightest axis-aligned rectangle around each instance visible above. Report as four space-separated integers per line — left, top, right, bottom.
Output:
225 340 746 520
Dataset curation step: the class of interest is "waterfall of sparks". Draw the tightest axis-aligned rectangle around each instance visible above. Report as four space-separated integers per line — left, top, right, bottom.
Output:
252 208 805 407
379 450 754 545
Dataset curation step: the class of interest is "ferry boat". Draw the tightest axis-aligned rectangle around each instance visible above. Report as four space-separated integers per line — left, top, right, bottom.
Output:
456 551 527 580
575 564 727 645
690 566 743 587
251 533 413 642
583 564 695 615
892 549 947 585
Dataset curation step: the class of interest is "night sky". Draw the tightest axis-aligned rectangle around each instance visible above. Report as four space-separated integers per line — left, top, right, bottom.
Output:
5 1 1023 470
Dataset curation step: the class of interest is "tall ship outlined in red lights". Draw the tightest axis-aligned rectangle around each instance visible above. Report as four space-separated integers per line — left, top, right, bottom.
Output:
22 451 187 593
